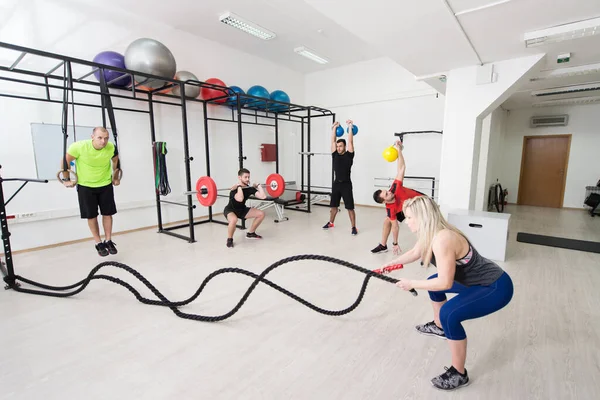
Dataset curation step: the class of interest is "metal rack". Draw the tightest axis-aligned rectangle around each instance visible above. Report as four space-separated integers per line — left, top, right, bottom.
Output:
0 40 334 244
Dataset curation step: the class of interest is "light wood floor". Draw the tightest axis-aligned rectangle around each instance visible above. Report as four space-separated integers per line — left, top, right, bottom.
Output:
1 205 599 399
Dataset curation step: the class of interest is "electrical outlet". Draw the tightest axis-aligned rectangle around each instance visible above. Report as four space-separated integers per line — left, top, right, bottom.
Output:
19 213 36 218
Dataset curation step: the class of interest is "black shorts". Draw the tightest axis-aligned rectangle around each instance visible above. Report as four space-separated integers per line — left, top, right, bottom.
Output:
224 206 250 220
396 211 405 222
77 184 117 219
387 209 405 222
330 181 354 210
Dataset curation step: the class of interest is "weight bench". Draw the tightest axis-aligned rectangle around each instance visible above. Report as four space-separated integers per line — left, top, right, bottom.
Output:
247 180 304 223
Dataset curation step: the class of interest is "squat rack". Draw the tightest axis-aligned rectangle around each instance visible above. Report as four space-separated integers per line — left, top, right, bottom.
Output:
0 41 335 246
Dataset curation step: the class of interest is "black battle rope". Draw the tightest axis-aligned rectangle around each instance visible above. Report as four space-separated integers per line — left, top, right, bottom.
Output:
153 142 171 196
12 255 417 322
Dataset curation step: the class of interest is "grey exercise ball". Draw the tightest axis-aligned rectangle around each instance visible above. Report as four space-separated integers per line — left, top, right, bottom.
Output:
172 70 200 98
124 38 177 89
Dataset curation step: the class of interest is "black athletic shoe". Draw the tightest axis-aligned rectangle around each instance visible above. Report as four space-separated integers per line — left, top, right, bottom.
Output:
246 232 262 240
371 244 388 254
351 227 358 235
322 222 334 229
415 321 446 339
227 238 234 248
95 242 109 257
104 240 118 255
431 366 469 391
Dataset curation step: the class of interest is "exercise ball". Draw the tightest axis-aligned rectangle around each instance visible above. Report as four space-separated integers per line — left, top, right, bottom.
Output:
268 90 290 112
382 146 398 162
335 126 344 137
172 71 200 98
347 124 359 135
93 51 131 87
246 85 270 109
226 85 246 107
124 38 177 89
201 78 228 103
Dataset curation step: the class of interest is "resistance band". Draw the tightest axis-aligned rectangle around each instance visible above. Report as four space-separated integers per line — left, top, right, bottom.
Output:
153 141 171 196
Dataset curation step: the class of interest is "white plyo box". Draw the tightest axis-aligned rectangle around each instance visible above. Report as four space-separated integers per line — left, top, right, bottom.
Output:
446 209 511 262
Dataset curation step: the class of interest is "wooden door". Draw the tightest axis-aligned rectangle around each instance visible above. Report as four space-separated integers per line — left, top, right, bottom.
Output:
517 135 571 208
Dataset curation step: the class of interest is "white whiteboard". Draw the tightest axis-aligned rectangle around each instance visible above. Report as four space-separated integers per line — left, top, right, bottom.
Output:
30 123 114 180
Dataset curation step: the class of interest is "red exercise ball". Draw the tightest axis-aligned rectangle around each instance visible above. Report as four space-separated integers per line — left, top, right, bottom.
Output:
201 78 228 103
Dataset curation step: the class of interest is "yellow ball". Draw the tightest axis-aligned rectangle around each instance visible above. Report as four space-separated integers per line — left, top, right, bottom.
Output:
382 146 398 162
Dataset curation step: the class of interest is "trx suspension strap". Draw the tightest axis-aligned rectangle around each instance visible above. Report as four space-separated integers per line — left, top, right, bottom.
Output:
99 70 122 181
57 61 78 186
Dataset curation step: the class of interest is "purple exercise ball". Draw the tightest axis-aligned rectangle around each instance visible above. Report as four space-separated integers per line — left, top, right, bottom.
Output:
93 51 131 88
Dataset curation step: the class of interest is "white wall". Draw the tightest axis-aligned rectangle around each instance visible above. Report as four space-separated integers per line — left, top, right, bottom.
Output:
438 54 546 210
0 0 304 251
304 57 445 207
499 104 600 208
475 107 508 210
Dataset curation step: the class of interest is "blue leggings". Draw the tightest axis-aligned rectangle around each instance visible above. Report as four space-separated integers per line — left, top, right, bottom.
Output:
427 272 514 340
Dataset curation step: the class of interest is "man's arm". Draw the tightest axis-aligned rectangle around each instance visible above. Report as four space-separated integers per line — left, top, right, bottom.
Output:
111 155 119 172
62 153 76 169
346 120 354 153
391 220 399 245
253 184 267 200
394 140 406 182
331 122 339 153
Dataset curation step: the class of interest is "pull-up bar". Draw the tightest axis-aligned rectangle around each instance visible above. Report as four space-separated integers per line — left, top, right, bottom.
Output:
395 130 443 142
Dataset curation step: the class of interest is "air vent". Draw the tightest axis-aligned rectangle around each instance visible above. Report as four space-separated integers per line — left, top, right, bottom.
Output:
530 115 569 127
531 83 600 97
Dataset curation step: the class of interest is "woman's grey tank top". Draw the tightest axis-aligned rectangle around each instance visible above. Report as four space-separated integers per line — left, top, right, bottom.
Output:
430 240 504 286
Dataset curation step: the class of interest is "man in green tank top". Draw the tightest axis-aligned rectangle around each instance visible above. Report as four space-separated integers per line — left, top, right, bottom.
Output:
62 127 120 257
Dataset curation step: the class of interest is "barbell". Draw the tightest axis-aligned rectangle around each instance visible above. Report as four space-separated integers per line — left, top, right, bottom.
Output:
185 173 286 207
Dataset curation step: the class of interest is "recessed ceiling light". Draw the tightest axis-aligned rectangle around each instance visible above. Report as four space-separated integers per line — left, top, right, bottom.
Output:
294 46 328 64
219 12 276 40
524 17 600 48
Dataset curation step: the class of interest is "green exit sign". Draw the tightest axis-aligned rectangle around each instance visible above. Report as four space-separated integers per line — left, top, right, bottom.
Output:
557 53 571 63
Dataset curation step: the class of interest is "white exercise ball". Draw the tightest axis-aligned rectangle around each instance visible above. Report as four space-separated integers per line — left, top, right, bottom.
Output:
172 70 200 98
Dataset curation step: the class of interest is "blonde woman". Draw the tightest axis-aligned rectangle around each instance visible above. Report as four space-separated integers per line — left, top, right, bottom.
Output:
381 196 513 391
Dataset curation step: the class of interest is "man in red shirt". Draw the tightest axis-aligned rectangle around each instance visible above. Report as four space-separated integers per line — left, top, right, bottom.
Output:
371 140 423 254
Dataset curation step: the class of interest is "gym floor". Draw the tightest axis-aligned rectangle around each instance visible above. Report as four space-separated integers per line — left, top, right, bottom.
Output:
1 205 599 399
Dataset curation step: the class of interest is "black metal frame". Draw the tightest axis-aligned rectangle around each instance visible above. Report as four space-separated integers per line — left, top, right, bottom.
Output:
0 166 48 289
0 41 334 245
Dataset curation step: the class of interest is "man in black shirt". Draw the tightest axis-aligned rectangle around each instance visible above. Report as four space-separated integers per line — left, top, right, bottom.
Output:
323 120 357 235
224 168 267 248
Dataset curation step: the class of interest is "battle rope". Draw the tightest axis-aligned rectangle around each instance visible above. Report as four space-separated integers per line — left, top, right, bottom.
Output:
152 141 171 196
11 254 417 322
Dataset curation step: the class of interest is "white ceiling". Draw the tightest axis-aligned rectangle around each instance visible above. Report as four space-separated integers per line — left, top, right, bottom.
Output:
2 0 600 109
303 0 600 109
0 0 379 74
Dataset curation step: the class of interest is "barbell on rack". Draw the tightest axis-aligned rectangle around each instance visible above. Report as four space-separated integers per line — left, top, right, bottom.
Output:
184 173 286 207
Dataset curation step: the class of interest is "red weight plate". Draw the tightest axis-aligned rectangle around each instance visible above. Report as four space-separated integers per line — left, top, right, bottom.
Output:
266 173 285 198
195 176 218 207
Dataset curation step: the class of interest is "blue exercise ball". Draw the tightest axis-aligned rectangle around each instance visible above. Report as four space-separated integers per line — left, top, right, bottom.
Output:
93 51 131 88
346 124 359 135
336 126 344 137
268 90 290 112
226 86 246 107
124 38 177 89
246 85 270 109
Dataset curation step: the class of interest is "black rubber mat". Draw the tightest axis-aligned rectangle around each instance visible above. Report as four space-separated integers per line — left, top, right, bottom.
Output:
517 232 600 254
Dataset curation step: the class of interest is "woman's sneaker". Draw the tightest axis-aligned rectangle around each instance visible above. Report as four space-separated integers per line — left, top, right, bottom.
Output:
415 321 446 339
431 366 469 391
